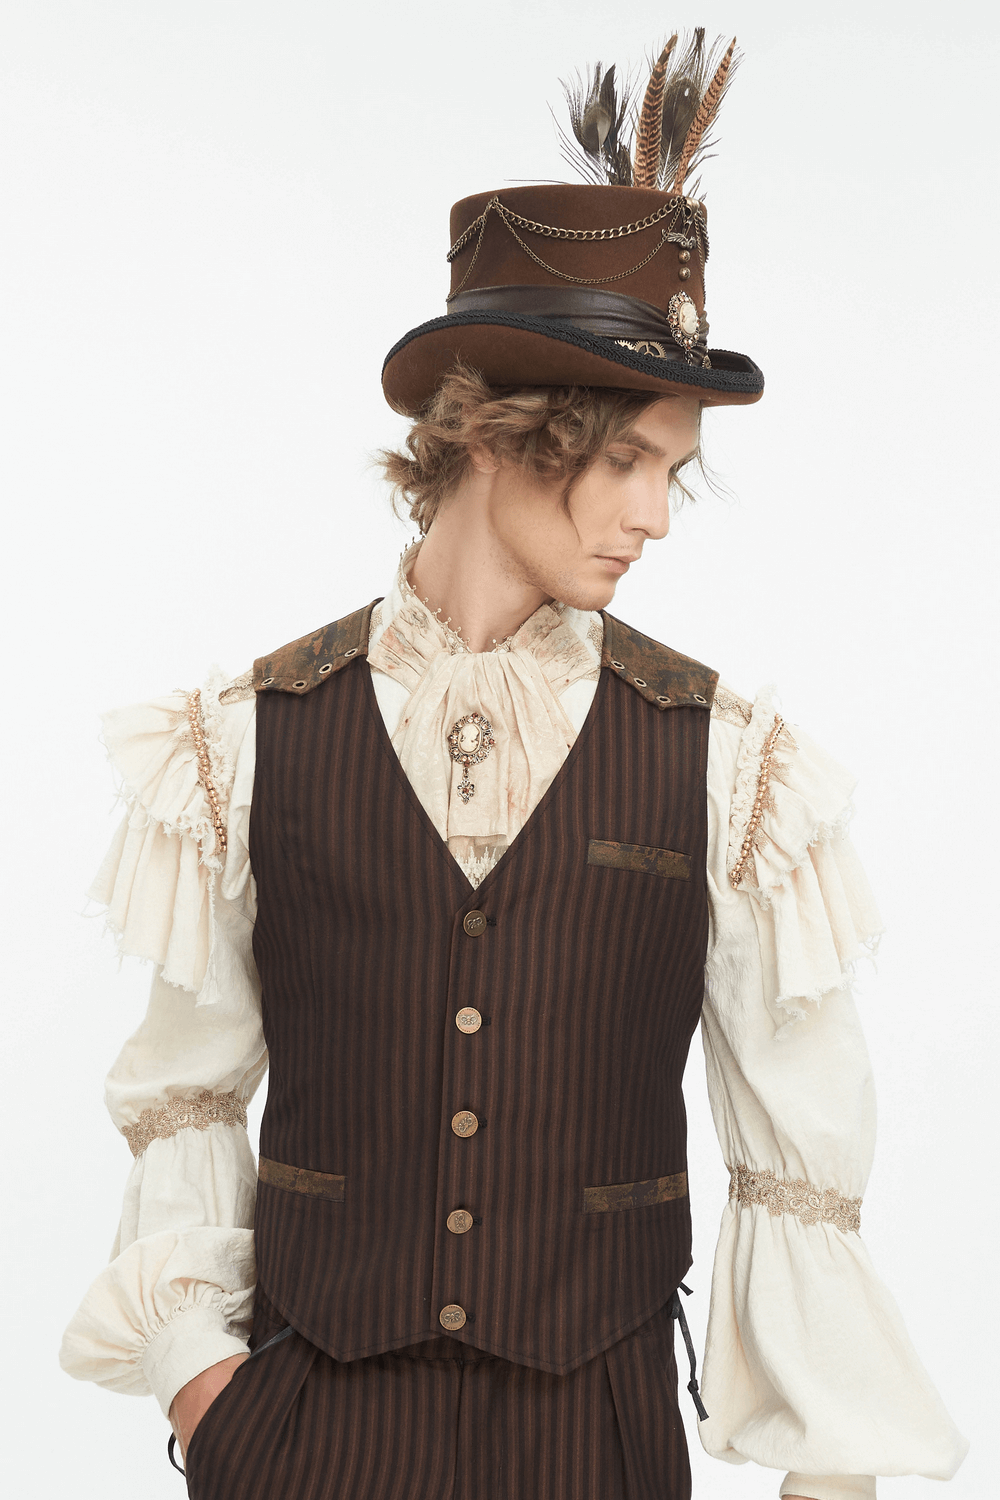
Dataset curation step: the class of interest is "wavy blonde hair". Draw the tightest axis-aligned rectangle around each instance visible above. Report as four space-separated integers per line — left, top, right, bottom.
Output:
378 363 702 534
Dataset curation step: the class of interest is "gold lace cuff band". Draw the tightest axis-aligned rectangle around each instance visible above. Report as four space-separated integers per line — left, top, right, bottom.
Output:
729 1162 862 1235
122 1090 248 1158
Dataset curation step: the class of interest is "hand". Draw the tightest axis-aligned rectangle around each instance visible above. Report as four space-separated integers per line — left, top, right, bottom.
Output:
169 1353 250 1461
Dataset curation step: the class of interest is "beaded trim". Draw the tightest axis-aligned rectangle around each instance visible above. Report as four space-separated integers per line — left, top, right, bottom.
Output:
399 561 514 654
186 689 228 854
122 1090 248 1158
729 1162 862 1235
728 712 785 889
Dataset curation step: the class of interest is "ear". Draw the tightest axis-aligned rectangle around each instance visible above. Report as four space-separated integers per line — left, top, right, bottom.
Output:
467 443 501 476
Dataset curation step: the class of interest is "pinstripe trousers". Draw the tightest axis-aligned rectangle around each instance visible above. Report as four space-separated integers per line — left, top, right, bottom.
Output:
182 1290 691 1500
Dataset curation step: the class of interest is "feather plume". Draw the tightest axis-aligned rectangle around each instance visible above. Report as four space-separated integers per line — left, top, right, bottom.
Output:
554 35 738 195
632 35 678 190
557 63 634 186
658 29 708 189
670 37 737 194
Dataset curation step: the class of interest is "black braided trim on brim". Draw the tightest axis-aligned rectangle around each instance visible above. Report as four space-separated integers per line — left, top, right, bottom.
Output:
382 309 764 395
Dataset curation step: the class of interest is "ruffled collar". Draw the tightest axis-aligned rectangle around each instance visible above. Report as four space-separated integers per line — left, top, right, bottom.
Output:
367 544 600 871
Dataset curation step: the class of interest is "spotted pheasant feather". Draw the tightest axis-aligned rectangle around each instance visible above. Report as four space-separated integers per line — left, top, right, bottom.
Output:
670 38 737 194
632 36 677 190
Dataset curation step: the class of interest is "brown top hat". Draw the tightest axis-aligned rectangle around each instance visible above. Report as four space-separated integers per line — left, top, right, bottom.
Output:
382 34 763 414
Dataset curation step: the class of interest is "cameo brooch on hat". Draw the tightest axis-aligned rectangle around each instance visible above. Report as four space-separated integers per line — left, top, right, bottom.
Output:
667 292 701 355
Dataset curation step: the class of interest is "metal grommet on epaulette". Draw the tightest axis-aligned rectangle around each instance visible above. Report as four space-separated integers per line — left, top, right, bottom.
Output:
319 663 333 674
693 693 708 704
293 680 307 689
633 677 647 687
610 659 625 670
262 677 274 686
344 647 358 657
656 694 671 704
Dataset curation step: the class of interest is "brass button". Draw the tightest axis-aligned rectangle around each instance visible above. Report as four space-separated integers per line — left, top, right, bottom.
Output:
451 1110 479 1138
439 1304 467 1330
463 910 487 937
456 1008 482 1033
447 1208 474 1234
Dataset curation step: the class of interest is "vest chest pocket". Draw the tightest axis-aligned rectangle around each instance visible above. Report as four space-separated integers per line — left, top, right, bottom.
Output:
587 839 691 881
258 1156 345 1202
583 1171 688 1213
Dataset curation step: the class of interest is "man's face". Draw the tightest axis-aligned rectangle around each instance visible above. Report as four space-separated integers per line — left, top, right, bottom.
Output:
482 396 701 612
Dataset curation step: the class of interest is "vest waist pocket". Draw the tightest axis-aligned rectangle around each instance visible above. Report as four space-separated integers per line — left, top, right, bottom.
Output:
583 1171 688 1213
258 1156 345 1202
587 840 691 880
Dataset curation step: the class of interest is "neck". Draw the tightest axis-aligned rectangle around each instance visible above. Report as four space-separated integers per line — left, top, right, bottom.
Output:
407 479 551 653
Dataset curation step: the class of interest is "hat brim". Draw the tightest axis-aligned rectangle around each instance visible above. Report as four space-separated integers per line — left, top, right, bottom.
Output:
381 310 763 414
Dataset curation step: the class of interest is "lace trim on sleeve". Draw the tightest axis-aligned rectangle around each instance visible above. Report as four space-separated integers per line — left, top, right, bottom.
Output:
218 669 255 706
729 1162 862 1235
711 685 752 727
122 1090 249 1158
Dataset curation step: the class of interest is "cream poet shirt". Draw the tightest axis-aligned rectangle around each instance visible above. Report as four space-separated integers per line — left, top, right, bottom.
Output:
60 560 968 1500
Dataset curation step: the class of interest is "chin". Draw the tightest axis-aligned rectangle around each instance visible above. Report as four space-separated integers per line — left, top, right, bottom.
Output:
553 578 619 613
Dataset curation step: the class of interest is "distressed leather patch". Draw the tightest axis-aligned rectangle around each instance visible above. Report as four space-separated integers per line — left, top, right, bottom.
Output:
587 839 691 881
253 600 382 695
583 1171 688 1214
600 612 718 711
258 1156 345 1202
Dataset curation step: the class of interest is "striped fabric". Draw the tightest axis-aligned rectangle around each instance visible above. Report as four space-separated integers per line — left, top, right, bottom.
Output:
249 624 712 1375
183 1290 691 1500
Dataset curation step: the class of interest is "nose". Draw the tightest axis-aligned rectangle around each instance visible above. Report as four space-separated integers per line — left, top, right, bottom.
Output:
627 477 671 542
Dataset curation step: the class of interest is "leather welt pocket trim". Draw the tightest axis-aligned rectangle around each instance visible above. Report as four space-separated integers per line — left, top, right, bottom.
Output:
583 1171 688 1214
587 839 691 881
258 1156 345 1202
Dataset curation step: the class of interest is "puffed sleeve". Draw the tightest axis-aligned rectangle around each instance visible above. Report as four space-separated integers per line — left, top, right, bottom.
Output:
699 688 968 1500
60 671 268 1416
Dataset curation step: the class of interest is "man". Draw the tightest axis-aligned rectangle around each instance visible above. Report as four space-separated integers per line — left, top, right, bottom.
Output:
61 34 966 1500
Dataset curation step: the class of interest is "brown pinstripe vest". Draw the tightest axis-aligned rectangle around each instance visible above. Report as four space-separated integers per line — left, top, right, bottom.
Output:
249 603 718 1374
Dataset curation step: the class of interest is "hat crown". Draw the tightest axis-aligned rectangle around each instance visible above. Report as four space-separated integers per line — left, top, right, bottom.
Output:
447 185 708 321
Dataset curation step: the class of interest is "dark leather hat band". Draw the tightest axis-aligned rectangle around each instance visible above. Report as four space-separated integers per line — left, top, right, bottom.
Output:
447 285 698 362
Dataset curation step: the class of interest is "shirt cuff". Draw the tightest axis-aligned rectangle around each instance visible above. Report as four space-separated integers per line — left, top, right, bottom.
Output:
140 1302 250 1417
780 1477 875 1500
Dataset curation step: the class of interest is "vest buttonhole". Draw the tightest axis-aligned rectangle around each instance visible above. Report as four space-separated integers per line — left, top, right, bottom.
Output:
472 1216 483 1225
485 916 497 927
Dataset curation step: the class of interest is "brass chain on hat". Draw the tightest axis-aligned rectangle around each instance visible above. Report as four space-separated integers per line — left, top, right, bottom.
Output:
446 195 708 303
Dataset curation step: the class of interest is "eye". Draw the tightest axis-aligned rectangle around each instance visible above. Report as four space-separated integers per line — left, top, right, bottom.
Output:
606 453 636 472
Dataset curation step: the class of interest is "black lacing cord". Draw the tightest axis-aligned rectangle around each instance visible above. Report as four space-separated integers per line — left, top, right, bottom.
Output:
166 1325 296 1475
167 1432 185 1476
670 1282 709 1421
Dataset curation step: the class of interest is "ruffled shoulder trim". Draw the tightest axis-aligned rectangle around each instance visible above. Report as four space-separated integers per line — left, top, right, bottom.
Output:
725 689 884 1022
89 669 255 994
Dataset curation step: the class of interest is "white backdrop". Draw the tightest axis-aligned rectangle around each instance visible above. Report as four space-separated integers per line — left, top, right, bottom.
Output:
1 1 996 1496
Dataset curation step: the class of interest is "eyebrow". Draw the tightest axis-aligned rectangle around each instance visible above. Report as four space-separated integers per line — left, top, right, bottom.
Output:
612 433 699 467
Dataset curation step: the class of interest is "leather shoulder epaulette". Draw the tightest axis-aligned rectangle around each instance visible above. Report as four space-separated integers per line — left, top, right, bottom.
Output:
600 612 718 711
254 600 381 694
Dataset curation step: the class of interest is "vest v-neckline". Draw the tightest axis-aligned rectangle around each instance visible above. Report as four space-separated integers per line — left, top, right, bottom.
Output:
359 657 609 899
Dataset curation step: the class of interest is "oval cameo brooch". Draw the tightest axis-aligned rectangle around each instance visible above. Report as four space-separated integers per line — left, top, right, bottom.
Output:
667 291 701 358
448 712 496 804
